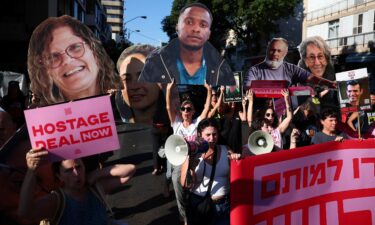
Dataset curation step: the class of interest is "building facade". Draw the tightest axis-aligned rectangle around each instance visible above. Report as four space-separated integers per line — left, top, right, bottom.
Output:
303 0 375 71
102 0 124 42
0 0 113 74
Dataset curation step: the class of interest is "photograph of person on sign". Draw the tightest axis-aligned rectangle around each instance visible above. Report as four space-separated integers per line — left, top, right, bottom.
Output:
28 15 120 106
138 3 235 86
26 15 123 169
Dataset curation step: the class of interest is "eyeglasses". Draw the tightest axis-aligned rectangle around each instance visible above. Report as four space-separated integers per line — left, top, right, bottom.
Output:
180 106 193 112
306 54 326 63
40 42 86 68
265 113 274 117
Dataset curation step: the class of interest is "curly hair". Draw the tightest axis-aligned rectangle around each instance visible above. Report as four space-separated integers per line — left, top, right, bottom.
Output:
28 15 120 106
255 107 279 128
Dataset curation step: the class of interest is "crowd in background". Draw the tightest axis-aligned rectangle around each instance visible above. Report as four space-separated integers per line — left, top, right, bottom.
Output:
0 4 374 225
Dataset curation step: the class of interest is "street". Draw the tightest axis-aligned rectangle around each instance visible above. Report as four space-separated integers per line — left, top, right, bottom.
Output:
105 125 182 225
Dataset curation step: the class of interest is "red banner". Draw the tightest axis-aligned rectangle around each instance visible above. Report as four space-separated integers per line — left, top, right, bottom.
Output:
231 140 375 225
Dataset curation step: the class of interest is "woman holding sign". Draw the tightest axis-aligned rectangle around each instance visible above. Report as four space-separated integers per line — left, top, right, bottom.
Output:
27 15 121 172
27 15 120 106
19 147 135 225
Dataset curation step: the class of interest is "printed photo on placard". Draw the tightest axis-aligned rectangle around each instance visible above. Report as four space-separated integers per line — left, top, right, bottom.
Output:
137 4 234 86
336 68 371 115
336 68 371 130
224 72 242 103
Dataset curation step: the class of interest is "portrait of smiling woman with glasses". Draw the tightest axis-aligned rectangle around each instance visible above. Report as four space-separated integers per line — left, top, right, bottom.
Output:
298 36 339 111
28 15 120 106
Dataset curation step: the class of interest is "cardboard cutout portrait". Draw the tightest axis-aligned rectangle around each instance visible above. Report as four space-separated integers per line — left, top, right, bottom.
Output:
336 68 370 117
138 38 235 86
137 4 234 86
28 15 120 106
336 68 371 134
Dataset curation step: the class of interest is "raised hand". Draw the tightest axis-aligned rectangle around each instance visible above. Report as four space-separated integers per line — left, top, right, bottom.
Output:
26 147 49 171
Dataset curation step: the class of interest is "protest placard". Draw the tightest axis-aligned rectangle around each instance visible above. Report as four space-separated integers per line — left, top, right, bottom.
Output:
224 72 243 102
24 95 119 161
231 139 375 225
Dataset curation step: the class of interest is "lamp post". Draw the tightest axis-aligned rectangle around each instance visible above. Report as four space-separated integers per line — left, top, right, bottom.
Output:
128 29 140 39
123 16 147 40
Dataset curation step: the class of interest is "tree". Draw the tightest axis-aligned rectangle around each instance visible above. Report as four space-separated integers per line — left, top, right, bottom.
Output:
161 0 301 56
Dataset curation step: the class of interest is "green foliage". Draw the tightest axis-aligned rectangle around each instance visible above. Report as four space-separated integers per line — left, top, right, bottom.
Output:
161 0 301 55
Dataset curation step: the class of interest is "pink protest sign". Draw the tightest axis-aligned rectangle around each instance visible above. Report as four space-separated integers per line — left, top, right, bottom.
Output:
24 95 119 161
231 140 375 225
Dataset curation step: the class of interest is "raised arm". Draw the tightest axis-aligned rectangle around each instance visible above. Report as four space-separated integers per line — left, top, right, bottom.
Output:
238 96 247 122
246 90 254 126
278 89 293 134
289 128 300 149
199 83 212 120
346 112 359 132
208 86 224 118
18 147 57 222
87 164 136 194
166 80 177 124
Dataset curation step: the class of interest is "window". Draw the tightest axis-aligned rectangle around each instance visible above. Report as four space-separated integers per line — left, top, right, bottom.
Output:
373 11 375 30
353 14 363 34
328 20 339 39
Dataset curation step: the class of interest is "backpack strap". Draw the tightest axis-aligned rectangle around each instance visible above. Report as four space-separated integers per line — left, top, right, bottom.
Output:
90 183 114 218
49 188 65 225
205 146 217 198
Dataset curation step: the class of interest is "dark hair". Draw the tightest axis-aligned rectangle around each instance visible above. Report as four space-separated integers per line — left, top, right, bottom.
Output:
52 161 62 176
116 44 156 72
197 118 219 135
320 108 338 121
256 107 278 128
179 2 213 22
346 79 362 89
251 118 272 131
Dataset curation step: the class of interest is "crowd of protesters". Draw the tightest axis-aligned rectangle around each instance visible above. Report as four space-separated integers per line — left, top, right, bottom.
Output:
0 3 374 225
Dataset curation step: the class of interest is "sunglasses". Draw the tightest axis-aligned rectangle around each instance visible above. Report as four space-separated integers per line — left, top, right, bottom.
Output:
180 106 193 112
265 113 274 117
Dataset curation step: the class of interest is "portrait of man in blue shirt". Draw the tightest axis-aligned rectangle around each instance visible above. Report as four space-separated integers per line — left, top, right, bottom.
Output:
138 3 235 86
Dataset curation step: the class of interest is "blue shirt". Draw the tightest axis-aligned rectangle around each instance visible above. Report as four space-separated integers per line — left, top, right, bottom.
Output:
176 57 207 85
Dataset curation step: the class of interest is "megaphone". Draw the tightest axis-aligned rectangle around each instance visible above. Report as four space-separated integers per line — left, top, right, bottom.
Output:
248 131 274 155
164 135 209 166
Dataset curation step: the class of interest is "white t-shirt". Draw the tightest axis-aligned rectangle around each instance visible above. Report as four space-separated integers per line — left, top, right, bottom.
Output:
172 115 202 142
193 145 230 197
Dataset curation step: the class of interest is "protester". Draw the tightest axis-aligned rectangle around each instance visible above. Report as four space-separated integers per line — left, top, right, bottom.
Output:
298 35 338 110
245 37 336 88
0 109 17 148
208 86 225 119
180 118 240 225
311 109 346 144
18 147 135 224
242 118 300 156
292 98 320 146
165 80 211 224
27 15 120 106
139 3 234 86
117 44 169 175
2 81 26 128
249 89 292 149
